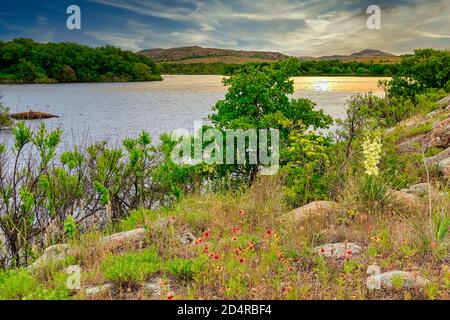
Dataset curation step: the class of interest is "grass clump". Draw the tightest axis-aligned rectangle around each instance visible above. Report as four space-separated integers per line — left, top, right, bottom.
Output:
101 248 162 285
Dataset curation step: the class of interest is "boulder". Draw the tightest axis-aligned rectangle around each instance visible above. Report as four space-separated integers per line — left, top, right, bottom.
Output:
388 189 420 206
438 157 450 176
314 242 362 258
27 244 70 271
366 265 429 290
284 201 343 222
176 232 196 245
101 228 147 248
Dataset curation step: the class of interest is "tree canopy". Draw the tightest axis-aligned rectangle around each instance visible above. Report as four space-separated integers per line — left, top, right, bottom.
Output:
0 38 161 83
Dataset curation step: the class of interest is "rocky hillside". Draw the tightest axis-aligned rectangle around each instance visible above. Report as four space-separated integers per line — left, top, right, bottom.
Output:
300 49 400 63
139 46 289 63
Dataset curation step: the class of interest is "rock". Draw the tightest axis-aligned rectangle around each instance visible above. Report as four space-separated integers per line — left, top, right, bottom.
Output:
438 157 450 176
398 117 450 152
314 242 362 258
101 228 147 248
366 265 429 290
437 95 450 108
85 283 115 296
176 232 196 245
285 201 343 222
425 147 450 166
142 277 164 296
401 183 431 196
27 244 70 271
388 189 420 206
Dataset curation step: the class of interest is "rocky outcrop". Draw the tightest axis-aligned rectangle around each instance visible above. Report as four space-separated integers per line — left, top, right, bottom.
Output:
398 117 450 152
176 232 196 245
437 95 450 109
401 183 431 196
284 201 343 222
366 265 429 290
314 242 363 258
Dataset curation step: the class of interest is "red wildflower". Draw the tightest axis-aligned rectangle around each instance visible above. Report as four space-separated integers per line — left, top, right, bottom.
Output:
194 237 203 245
213 254 220 260
203 246 209 253
319 247 325 254
266 229 272 237
232 236 237 241
239 257 245 264
171 216 176 221
203 231 211 238
167 292 174 300
239 209 245 216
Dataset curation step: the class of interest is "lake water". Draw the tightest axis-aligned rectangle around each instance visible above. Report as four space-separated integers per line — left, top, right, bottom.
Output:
0 75 389 146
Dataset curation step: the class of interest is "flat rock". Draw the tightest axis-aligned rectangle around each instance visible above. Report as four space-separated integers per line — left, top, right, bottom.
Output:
27 244 70 271
285 201 343 222
85 283 115 296
366 265 429 290
101 228 147 247
314 242 362 258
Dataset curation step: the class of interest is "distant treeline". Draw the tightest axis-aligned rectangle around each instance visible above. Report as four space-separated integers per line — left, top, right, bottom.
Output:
0 38 161 83
159 59 399 76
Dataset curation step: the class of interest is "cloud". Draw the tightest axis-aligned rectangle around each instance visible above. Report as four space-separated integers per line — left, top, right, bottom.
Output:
2 0 449 55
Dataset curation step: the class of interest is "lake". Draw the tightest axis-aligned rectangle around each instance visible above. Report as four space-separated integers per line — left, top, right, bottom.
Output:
0 75 389 146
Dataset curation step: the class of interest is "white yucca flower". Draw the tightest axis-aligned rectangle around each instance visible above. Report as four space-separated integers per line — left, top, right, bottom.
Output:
362 130 382 176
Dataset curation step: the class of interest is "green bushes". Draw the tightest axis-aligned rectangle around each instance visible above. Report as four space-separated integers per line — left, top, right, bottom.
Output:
386 49 450 101
0 38 161 83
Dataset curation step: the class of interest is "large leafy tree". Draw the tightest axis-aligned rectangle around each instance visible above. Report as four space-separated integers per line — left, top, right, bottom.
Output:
208 59 333 184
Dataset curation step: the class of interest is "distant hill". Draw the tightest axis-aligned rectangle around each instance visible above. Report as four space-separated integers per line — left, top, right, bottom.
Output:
300 49 400 63
139 46 400 65
139 46 289 64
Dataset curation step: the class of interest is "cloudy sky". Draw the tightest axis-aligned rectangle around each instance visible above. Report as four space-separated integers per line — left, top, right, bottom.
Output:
1 0 449 56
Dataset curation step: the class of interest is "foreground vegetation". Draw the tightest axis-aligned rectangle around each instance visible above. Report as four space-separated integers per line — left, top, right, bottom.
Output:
0 38 161 83
0 49 449 300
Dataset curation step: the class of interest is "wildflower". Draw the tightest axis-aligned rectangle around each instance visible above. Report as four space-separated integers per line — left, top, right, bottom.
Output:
319 247 325 255
239 209 245 216
232 236 237 241
203 245 209 253
249 245 255 252
233 248 240 255
167 292 174 300
203 230 211 238
288 266 295 272
171 216 176 222
371 236 380 243
266 229 272 237
195 237 203 245
209 252 215 258
213 254 220 260
239 257 245 264
361 130 382 176
274 233 280 241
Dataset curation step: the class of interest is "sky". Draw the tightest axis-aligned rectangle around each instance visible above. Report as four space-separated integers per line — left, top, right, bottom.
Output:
0 0 449 56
